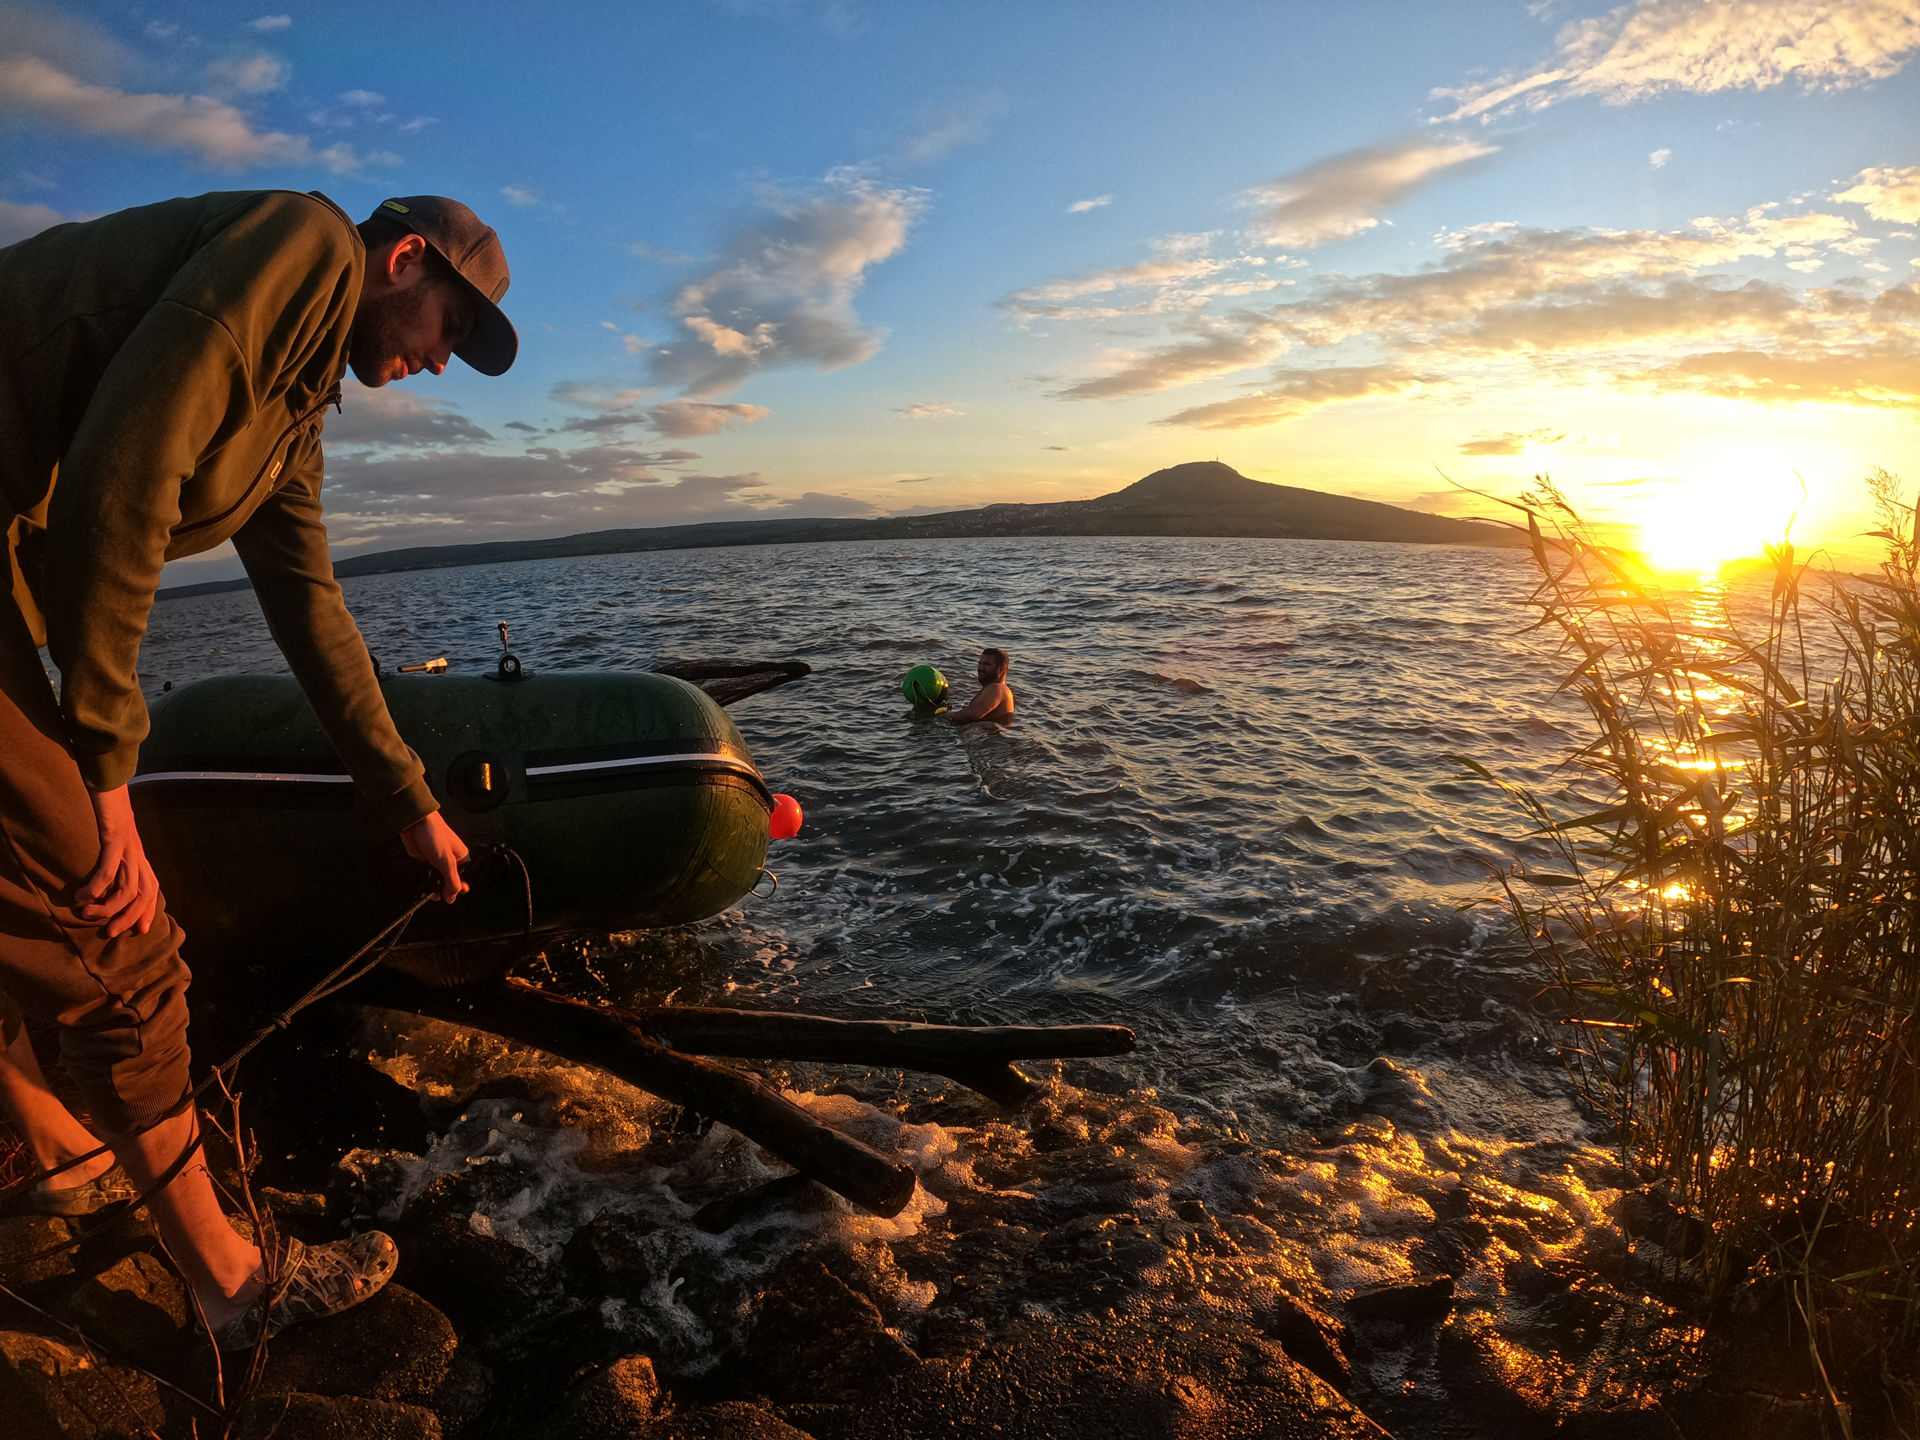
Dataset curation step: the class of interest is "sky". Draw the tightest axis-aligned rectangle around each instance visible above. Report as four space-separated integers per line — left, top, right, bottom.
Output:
2 0 1917 580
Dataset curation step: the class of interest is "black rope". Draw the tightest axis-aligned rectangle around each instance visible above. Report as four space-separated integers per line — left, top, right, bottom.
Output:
0 849 521 1252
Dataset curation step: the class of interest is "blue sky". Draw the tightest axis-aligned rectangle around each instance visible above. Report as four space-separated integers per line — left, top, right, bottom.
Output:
3 0 1918 577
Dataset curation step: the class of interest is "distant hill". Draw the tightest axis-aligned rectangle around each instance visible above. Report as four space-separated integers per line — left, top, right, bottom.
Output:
158 461 1521 599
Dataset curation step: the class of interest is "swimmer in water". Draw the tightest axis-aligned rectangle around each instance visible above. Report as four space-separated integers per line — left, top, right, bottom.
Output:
948 648 1014 724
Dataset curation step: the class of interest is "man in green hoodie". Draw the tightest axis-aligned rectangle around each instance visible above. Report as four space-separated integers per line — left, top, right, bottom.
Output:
0 190 515 1347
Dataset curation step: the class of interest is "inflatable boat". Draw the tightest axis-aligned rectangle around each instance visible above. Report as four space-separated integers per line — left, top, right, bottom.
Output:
131 668 785 975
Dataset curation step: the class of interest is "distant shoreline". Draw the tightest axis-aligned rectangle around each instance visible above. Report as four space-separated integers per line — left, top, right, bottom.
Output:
157 461 1522 601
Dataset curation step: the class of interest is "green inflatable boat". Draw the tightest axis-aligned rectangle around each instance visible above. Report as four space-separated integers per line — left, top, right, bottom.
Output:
130 670 780 975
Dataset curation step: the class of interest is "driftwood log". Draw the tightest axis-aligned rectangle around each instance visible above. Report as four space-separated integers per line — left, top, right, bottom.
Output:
353 971 1136 1218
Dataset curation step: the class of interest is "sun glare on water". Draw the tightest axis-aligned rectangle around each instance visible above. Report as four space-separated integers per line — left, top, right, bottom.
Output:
1627 466 1804 575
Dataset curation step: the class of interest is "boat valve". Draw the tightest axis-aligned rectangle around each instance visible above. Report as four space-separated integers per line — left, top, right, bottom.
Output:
494 621 525 682
399 656 449 674
448 750 510 811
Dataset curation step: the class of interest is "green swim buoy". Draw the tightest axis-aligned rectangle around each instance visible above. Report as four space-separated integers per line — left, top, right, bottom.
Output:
902 665 949 710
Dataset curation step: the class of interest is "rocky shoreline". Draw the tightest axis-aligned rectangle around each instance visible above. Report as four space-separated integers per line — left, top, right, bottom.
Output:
1 995 1868 1440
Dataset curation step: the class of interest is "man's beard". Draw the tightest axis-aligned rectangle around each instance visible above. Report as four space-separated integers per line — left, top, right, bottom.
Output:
347 283 433 386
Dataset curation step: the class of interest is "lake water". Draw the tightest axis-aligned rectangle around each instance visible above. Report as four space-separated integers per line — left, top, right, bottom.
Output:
145 536 1632 1429
148 535 1580 1136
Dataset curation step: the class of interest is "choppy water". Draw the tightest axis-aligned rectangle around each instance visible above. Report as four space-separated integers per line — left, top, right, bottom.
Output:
147 536 1647 1429
149 536 1578 1135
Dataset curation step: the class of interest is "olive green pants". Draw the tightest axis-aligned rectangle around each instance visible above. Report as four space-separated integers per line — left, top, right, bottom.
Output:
0 600 192 1132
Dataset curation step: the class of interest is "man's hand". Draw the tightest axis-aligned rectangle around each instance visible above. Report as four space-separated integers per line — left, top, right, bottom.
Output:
401 812 469 903
77 786 163 938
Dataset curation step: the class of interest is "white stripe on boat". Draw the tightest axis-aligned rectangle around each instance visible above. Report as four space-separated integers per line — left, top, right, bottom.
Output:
130 754 761 786
129 770 355 786
525 753 759 778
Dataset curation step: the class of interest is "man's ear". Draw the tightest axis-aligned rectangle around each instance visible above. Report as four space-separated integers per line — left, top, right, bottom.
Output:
378 233 430 288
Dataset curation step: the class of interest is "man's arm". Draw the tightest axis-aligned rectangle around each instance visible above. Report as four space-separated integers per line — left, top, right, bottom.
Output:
947 683 1004 725
43 193 361 791
232 440 468 899
232 438 436 831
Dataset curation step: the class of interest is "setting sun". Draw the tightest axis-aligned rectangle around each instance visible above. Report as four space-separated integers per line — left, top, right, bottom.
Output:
1626 465 1806 574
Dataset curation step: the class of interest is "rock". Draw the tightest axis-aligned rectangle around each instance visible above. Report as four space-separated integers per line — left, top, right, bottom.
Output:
0 1215 77 1288
1661 1389 1828 1440
258 1282 485 1424
58 1249 192 1369
565 1209 667 1294
736 1257 918 1403
809 1312 1387 1439
1343 1273 1454 1322
1558 1406 1685 1439
1027 1210 1170 1313
1360 1056 1439 1123
386 1173 563 1334
235 1390 444 1440
0 1324 186 1439
634 1401 815 1439
541 1354 665 1439
1435 1310 1566 1438
1262 1290 1352 1393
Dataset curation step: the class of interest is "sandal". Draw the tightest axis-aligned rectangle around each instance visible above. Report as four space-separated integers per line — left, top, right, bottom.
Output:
211 1229 399 1351
18 1165 138 1217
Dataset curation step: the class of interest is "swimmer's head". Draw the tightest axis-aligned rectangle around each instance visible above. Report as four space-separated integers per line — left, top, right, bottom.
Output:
979 648 1009 681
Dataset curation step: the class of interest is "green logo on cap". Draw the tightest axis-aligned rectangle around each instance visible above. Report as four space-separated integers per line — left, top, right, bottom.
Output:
381 199 411 214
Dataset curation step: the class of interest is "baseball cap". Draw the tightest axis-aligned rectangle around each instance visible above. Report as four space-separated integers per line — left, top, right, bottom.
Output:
368 195 518 375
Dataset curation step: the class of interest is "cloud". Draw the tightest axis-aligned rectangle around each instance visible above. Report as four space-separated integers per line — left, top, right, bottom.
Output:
1042 445 1072 451
501 184 541 207
0 196 65 244
1002 249 1284 321
341 89 384 106
323 448 780 542
601 321 647 356
204 53 285 96
630 240 693 264
1650 148 1671 168
1023 199 1919 428
892 92 1005 168
1068 195 1113 214
1459 428 1567 456
248 15 291 31
896 475 940 482
1156 365 1436 430
325 389 494 450
1834 165 1920 223
1635 339 1920 408
1242 136 1497 248
0 52 390 173
646 400 773 437
894 402 959 419
766 490 883 516
1054 317 1292 400
547 383 771 440
648 175 923 396
1436 0 1920 122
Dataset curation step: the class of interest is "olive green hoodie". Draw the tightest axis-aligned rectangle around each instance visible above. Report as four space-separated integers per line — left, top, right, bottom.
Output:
0 189 436 830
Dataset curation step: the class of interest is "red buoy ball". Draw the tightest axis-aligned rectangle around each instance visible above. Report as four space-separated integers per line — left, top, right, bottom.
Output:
769 793 803 839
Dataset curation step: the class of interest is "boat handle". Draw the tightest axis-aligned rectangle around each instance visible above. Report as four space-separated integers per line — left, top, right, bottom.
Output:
751 868 779 899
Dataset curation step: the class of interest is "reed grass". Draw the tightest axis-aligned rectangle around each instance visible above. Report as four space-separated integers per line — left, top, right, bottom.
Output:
1483 470 1920 1423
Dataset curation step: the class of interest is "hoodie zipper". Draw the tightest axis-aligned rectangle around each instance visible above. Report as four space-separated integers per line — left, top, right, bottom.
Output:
174 385 341 537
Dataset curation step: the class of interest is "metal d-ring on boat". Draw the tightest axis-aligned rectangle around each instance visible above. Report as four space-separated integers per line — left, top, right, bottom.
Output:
130 668 781 980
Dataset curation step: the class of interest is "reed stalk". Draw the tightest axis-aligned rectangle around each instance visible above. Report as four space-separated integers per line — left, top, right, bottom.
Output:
1483 470 1920 1417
